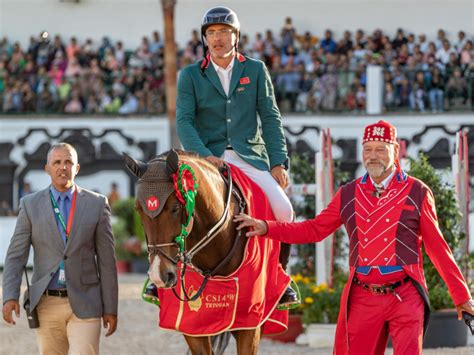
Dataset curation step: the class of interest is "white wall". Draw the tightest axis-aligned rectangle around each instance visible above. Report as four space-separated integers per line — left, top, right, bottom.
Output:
1 0 472 49
0 117 170 208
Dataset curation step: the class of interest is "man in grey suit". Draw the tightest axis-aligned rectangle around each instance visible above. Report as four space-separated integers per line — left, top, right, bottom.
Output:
2 142 118 354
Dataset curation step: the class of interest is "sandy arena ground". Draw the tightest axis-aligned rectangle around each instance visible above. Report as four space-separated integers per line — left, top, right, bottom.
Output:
1 273 472 355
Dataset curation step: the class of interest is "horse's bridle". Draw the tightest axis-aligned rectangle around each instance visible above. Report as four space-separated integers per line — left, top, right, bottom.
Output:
143 163 247 301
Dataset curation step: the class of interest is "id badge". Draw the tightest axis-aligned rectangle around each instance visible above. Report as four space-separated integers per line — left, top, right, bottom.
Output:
58 260 66 286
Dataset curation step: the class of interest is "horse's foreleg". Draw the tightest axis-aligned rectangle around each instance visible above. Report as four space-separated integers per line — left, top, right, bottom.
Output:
184 335 213 355
232 328 261 355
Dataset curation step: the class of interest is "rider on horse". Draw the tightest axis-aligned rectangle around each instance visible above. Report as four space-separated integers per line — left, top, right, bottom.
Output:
144 6 298 306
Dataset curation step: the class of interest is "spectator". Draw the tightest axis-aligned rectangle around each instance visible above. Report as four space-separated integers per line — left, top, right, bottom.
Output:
435 28 448 49
98 89 112 112
0 27 471 115
446 67 468 105
397 43 410 65
149 31 163 54
384 82 396 110
277 57 303 111
239 34 251 54
319 65 338 110
64 56 82 78
355 84 366 110
118 92 138 114
64 90 83 113
82 38 97 63
409 71 428 112
188 29 203 57
85 94 99 113
50 35 66 61
102 47 119 72
280 17 296 52
19 182 33 199
436 40 455 65
2 82 15 112
98 36 113 60
105 93 121 113
107 182 121 206
392 28 407 50
115 41 126 67
21 81 36 112
428 67 445 113
66 37 80 61
321 30 337 54
455 31 468 53
296 31 318 52
418 33 429 53
446 52 461 74
36 32 51 67
407 33 416 54
460 40 473 69
355 29 366 47
36 83 56 112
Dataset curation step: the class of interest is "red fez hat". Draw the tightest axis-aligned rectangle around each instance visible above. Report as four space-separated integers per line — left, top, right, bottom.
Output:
362 120 397 144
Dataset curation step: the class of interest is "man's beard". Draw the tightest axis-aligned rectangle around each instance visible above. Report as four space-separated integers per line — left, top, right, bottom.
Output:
364 160 388 179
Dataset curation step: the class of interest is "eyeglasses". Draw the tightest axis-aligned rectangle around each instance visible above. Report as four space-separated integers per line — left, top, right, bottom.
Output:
205 29 234 38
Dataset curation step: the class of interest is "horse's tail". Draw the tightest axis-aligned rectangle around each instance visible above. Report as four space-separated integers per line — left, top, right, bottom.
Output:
211 332 231 355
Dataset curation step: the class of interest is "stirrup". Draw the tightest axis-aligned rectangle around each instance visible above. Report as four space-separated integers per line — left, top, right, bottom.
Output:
277 279 301 311
141 278 160 306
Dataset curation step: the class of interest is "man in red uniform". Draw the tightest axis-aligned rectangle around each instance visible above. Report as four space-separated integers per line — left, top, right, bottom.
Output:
234 120 474 355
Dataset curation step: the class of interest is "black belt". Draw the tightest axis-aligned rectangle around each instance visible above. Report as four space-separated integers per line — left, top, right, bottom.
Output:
353 276 410 295
44 289 68 297
225 146 233 150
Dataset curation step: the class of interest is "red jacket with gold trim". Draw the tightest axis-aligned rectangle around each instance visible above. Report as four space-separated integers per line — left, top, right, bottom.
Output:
265 172 471 354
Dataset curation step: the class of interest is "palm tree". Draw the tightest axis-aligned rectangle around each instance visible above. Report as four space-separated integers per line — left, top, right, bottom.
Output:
161 0 179 148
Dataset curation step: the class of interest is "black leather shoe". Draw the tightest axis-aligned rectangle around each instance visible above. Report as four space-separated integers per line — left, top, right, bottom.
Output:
142 283 159 303
278 285 300 307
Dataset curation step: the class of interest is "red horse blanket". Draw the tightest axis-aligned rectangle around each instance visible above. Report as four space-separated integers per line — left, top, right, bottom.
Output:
157 164 290 336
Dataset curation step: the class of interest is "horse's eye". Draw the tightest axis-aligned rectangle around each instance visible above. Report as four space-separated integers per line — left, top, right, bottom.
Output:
171 204 181 214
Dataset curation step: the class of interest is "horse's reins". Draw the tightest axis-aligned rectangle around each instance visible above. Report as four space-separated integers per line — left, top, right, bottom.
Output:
144 163 247 302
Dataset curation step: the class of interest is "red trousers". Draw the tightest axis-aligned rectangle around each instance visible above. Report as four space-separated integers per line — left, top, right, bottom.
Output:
347 281 425 355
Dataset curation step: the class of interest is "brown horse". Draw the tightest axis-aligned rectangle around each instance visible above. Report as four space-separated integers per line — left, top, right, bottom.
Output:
124 150 261 355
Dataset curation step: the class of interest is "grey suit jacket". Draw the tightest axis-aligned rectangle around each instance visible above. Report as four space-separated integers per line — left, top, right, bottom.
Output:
2 185 118 318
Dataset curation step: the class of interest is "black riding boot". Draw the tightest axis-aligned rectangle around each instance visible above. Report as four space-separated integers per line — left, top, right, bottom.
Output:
278 242 300 307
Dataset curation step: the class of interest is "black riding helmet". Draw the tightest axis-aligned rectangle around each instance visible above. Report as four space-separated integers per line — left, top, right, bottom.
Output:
200 6 240 68
201 6 240 36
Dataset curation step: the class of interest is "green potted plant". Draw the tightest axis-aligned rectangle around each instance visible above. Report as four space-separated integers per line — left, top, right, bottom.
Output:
112 218 133 273
408 153 473 348
112 198 148 273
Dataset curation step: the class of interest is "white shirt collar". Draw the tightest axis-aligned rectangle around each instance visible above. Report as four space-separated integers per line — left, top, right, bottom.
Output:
210 57 234 73
370 169 395 189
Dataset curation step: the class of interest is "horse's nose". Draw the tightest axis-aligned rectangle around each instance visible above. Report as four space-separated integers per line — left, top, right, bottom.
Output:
164 271 176 288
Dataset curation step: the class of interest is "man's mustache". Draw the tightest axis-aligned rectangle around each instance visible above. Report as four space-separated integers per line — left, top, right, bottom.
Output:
365 159 385 166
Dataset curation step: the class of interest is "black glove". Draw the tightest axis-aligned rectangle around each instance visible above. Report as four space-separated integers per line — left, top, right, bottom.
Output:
463 311 474 336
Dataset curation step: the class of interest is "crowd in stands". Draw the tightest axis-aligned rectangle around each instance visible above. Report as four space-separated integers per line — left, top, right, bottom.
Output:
0 19 472 115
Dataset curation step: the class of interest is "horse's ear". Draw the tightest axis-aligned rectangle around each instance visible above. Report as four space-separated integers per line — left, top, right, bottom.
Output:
123 152 148 178
166 149 179 177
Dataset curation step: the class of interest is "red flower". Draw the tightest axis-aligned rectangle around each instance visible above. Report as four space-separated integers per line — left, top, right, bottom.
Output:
172 165 196 205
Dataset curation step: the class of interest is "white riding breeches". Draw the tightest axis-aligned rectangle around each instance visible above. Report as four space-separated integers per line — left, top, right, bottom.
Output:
222 150 293 222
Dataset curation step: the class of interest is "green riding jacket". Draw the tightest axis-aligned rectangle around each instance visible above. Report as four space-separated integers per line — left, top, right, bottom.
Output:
176 53 288 171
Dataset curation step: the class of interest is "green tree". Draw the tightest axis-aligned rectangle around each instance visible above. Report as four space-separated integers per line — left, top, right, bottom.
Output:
408 153 473 309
